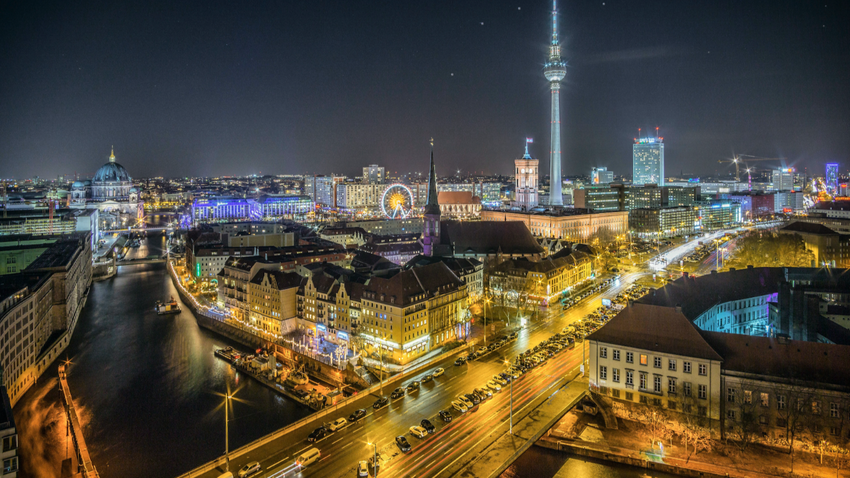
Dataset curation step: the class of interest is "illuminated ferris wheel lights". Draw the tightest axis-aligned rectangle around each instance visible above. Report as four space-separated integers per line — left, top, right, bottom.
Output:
380 183 414 219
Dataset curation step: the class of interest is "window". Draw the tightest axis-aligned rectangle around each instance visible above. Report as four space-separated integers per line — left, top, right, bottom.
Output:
654 375 662 393
698 384 707 400
612 389 620 398
683 361 692 374
727 410 737 420
640 354 647 366
4 457 19 474
626 352 634 363
600 347 607 359
698 406 707 417
653 398 662 407
668 401 677 410
777 395 786 410
1 435 16 452
813 401 822 415
744 390 752 405
759 415 769 425
640 372 647 390
599 365 607 380
668 359 676 371
727 388 736 403
831 403 840 418
625 392 634 401
653 357 662 368
626 370 634 386
612 368 620 383
668 378 677 394
683 382 692 397
640 395 648 404
831 427 842 436
777 418 787 428
760 392 769 408
699 363 707 376
613 349 620 361
684 403 692 413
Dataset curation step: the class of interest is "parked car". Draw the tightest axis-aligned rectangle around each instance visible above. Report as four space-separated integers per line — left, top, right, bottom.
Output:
454 357 466 366
420 418 436 433
486 380 502 392
372 397 389 409
474 387 493 399
421 374 433 383
348 409 367 422
405 381 421 393
464 393 481 406
395 435 412 452
433 368 445 377
439 410 453 422
409 425 428 438
391 387 405 399
307 426 328 442
451 400 469 413
357 461 369 477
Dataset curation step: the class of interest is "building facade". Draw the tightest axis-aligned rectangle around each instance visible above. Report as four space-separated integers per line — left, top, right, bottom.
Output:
629 207 698 239
482 209 628 244
515 141 539 210
362 164 386 184
632 138 664 186
591 167 614 185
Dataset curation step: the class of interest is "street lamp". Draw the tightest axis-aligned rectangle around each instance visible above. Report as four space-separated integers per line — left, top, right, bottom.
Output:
223 391 233 472
484 297 491 347
504 359 513 434
367 442 378 477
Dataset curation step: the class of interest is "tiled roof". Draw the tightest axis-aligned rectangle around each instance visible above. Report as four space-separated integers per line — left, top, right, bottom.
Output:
700 331 850 387
438 191 480 205
249 269 303 290
781 221 838 235
363 262 463 306
438 220 543 255
587 303 723 362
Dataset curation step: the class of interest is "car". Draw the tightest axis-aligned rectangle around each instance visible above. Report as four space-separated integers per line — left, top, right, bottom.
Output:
454 357 466 366
451 400 469 413
439 410 453 422
238 461 261 478
406 381 421 393
372 396 389 409
478 346 488 354
328 417 348 432
409 425 428 438
395 435 412 452
391 387 405 399
368 453 383 474
474 387 493 399
307 426 329 442
498 372 512 383
357 461 369 477
420 418 436 433
421 374 433 383
486 380 502 392
433 368 445 377
464 393 481 406
492 375 508 386
348 408 367 422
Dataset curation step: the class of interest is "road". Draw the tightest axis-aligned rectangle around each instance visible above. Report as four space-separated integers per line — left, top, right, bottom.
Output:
193 272 643 478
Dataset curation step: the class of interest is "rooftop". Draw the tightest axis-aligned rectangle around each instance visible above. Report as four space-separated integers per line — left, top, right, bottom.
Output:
438 220 544 256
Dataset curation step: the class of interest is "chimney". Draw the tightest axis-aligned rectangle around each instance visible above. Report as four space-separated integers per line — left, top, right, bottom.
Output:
729 267 736 271
711 270 717 274
675 304 682 314
747 265 753 269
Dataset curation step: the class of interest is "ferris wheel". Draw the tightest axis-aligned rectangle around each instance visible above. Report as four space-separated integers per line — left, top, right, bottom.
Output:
381 184 415 219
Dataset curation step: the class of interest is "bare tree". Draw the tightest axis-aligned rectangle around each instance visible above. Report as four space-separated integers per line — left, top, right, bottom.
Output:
636 404 672 451
673 394 714 463
772 381 816 473
725 379 763 451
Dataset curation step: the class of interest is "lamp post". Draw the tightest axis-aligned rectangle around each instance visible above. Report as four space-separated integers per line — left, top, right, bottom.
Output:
504 359 513 434
484 297 491 347
224 392 232 472
367 442 378 477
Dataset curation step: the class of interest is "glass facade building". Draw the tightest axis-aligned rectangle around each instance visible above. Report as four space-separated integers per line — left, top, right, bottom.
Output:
632 138 664 186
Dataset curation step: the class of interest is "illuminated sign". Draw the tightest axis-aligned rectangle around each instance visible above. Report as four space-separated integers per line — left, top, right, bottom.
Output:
337 331 349 341
317 324 327 332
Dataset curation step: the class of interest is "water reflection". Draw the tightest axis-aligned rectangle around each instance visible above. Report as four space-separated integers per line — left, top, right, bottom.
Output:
501 444 679 478
14 232 311 478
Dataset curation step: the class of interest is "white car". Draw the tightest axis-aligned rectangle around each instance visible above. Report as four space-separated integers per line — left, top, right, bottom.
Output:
409 425 428 438
328 417 348 432
433 368 445 377
357 461 369 477
457 395 474 408
492 376 508 386
451 400 469 413
478 346 488 354
486 380 502 392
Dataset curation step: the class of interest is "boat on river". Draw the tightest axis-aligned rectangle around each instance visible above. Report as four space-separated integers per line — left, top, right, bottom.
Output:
155 297 181 315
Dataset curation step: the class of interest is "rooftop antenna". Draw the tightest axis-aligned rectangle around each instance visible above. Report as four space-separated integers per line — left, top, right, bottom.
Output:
656 127 659 140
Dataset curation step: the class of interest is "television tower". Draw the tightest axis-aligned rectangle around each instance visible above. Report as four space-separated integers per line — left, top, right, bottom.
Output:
543 0 566 206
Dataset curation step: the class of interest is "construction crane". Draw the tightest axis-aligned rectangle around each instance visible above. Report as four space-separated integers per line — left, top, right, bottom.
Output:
718 154 787 183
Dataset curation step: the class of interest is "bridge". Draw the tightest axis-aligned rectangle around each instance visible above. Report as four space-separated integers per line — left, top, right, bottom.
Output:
101 226 175 234
59 364 100 478
117 256 167 265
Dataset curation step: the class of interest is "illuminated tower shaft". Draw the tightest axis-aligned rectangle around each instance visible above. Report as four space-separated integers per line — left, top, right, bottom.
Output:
543 0 566 206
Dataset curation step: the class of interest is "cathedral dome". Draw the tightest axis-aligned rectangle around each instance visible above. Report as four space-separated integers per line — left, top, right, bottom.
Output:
93 162 132 183
71 181 85 189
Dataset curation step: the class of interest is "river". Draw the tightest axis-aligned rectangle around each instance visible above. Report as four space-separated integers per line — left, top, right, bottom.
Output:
13 229 311 478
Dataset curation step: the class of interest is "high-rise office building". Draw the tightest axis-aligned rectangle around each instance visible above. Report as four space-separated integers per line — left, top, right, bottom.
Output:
826 163 839 192
632 135 665 186
362 164 386 184
771 168 794 192
514 139 539 210
591 167 614 185
543 0 566 206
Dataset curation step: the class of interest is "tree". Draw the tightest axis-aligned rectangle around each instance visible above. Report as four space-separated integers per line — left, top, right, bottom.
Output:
673 394 714 463
725 231 815 269
830 444 850 476
636 405 672 451
725 379 763 451
772 381 815 472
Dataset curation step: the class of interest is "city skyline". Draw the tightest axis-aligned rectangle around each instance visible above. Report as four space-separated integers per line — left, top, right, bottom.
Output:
2 1 848 180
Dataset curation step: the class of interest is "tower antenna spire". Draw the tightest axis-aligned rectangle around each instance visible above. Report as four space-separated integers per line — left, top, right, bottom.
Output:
543 0 566 206
551 0 559 44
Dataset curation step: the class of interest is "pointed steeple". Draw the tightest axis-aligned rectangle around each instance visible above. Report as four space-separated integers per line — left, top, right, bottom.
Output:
424 138 440 215
523 138 534 159
109 146 116 162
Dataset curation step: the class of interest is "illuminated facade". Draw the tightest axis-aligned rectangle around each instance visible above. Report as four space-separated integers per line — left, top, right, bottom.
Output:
514 139 539 210
191 196 312 224
632 137 665 186
591 167 614 185
771 168 794 192
826 163 839 192
629 207 698 239
481 209 629 243
543 0 566 206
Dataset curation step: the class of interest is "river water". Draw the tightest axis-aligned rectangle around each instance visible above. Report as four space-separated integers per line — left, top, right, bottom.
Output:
13 230 311 478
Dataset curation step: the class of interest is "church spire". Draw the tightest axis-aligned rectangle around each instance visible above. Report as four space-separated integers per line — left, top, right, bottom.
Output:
109 146 116 162
424 138 440 215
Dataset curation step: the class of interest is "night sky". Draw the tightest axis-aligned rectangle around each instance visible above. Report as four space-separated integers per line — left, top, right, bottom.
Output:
2 1 848 180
